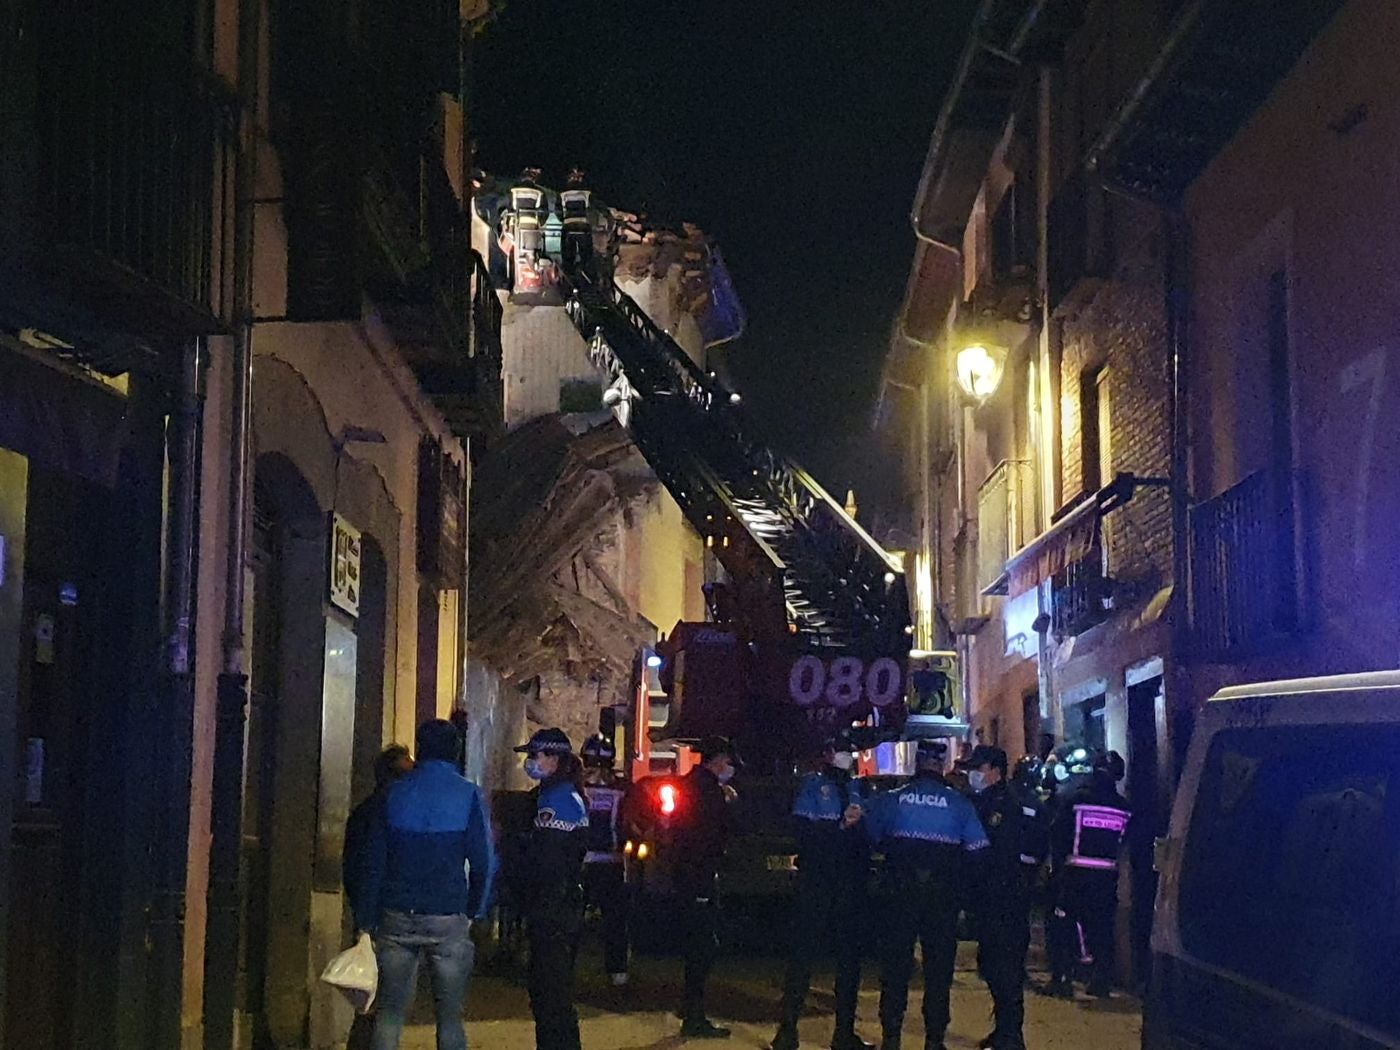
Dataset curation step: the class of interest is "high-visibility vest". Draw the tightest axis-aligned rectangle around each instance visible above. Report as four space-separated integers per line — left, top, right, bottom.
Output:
1066 802 1128 871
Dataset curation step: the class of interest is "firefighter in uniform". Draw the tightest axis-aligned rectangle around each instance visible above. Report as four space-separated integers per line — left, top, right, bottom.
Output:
866 739 989 1050
511 728 590 1050
771 736 876 1050
560 167 594 273
581 732 632 985
965 746 1036 1050
1049 751 1130 998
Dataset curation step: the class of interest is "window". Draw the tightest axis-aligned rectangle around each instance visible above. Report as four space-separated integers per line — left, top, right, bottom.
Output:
1180 726 1400 1036
1080 364 1111 494
1065 693 1107 753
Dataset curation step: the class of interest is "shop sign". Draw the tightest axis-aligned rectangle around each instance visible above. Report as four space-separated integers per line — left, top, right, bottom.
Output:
329 513 362 618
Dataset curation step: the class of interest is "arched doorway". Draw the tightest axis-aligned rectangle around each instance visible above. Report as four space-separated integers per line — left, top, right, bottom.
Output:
242 454 325 1049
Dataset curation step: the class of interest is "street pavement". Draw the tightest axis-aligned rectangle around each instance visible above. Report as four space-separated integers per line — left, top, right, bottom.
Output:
397 942 1142 1049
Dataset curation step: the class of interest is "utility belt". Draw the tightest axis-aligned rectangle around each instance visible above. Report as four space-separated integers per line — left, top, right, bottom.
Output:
584 850 623 864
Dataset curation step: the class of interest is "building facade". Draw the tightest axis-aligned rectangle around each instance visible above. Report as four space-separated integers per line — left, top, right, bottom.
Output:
881 0 1358 985
1 0 502 1047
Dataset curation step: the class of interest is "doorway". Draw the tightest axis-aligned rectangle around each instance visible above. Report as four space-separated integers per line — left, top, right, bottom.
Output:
6 463 108 1047
1126 674 1168 986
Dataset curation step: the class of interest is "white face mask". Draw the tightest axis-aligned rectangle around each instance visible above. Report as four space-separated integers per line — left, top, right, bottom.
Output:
716 765 735 784
523 757 546 781
831 752 855 772
968 770 992 793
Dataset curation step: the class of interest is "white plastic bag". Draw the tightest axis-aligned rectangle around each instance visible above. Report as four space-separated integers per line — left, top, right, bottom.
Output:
320 931 378 1014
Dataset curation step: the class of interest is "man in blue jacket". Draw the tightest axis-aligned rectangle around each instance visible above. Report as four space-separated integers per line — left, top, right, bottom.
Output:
353 719 496 1050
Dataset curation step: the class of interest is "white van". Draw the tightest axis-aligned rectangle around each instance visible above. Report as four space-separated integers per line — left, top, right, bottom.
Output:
1146 671 1400 1049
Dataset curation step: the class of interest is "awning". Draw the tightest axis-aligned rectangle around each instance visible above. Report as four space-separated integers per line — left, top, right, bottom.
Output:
997 496 1101 598
985 473 1161 598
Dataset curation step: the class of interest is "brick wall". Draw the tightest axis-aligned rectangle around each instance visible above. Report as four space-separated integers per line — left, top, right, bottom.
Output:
1056 195 1173 591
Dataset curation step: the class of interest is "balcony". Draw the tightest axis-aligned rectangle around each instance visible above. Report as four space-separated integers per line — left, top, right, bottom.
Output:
3 38 238 376
1188 470 1301 659
1050 538 1111 639
364 141 504 442
1046 169 1113 311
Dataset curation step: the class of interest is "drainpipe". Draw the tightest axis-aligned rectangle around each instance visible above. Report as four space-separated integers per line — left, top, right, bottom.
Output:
204 0 261 1040
1164 206 1191 772
150 336 206 1050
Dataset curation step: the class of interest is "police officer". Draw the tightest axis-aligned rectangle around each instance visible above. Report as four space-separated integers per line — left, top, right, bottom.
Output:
771 736 876 1050
671 736 740 1039
581 732 632 985
512 728 590 1050
1049 750 1130 998
867 739 989 1050
966 746 1033 1050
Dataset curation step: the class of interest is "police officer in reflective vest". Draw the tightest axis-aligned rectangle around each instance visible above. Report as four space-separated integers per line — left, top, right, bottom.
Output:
581 732 632 985
512 728 590 1049
771 735 876 1050
966 746 1036 1050
1049 751 1130 998
867 739 989 1050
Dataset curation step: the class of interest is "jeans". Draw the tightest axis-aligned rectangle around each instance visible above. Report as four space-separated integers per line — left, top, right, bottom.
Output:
372 911 474 1050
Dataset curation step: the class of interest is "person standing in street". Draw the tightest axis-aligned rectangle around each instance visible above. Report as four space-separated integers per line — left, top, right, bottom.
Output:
672 735 740 1039
966 746 1033 1050
580 732 633 986
770 734 875 1050
355 719 496 1050
511 728 590 1050
1049 751 1131 998
344 745 414 1050
866 739 989 1050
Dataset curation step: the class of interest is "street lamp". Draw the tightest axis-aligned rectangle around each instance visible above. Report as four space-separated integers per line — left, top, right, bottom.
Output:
954 342 1006 401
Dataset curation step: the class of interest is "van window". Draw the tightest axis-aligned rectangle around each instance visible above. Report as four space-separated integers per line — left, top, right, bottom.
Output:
1179 726 1400 1036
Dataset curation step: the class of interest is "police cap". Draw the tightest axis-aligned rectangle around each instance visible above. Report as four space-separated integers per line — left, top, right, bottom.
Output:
697 735 740 765
513 727 574 755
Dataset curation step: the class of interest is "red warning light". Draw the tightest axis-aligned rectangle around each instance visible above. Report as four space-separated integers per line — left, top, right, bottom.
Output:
658 782 678 816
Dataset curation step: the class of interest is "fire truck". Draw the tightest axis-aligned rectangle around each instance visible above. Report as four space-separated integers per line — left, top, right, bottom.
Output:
557 255 968 925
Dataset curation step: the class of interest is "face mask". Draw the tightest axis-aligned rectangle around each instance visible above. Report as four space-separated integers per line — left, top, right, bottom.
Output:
831 752 855 772
968 770 992 793
716 765 735 785
523 757 546 781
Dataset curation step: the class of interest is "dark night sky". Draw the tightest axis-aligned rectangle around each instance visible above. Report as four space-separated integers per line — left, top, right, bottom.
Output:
474 1 978 503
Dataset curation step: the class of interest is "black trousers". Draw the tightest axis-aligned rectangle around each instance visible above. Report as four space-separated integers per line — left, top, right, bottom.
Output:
879 882 960 1042
680 883 721 1022
583 861 631 975
527 904 584 1050
779 868 864 1035
1063 872 1117 989
976 897 1029 1042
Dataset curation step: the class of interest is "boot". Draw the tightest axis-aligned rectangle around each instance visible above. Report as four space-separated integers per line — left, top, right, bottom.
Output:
770 1024 799 1050
681 1017 733 1039
878 1036 901 1050
831 1031 876 1050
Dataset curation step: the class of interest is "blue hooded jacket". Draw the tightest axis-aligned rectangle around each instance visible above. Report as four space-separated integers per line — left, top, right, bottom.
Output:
352 759 496 931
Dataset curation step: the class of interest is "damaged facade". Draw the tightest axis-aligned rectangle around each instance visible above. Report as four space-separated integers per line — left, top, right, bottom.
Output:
466 177 744 786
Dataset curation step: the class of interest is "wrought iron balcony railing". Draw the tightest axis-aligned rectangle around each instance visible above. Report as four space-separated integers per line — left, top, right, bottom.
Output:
30 50 238 365
1188 469 1301 659
1050 538 1110 639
